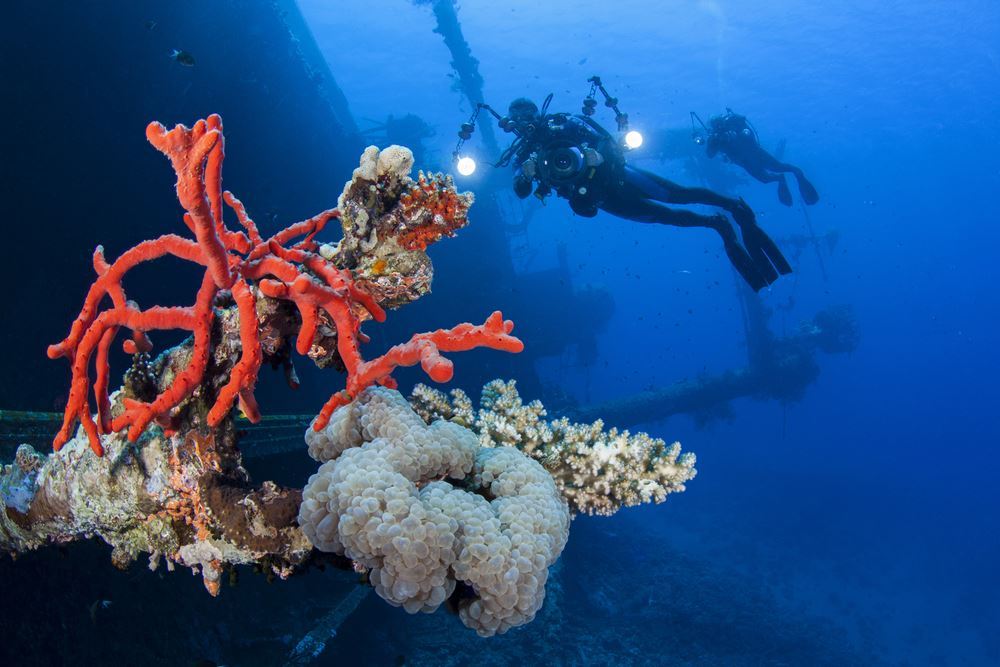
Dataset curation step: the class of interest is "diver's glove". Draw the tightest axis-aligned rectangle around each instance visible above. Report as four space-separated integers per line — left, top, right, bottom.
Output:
582 147 604 167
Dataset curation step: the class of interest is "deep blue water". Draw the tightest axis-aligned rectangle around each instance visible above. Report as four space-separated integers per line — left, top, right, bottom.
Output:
1 1 998 664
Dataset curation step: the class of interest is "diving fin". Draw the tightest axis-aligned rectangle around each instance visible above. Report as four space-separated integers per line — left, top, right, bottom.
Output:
777 176 793 207
724 240 768 292
724 199 791 287
730 198 792 279
795 172 819 205
744 236 780 286
742 224 793 277
730 197 756 229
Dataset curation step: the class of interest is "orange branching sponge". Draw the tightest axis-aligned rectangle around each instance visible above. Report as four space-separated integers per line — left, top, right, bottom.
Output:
396 171 472 251
314 311 523 428
49 114 522 456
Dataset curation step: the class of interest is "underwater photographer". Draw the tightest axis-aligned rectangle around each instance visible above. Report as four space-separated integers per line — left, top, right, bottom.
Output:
454 77 792 292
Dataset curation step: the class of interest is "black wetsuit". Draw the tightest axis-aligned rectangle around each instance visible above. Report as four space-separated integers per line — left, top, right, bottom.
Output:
706 112 819 207
511 112 792 291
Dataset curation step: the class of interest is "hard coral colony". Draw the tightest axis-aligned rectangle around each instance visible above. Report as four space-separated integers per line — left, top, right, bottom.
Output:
19 113 697 640
47 114 522 456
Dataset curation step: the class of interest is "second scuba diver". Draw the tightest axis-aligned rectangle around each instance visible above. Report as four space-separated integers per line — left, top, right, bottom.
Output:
697 108 819 207
492 90 791 292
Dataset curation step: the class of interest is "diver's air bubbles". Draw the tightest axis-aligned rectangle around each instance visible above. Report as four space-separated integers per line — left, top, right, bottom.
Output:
456 156 477 176
625 130 644 149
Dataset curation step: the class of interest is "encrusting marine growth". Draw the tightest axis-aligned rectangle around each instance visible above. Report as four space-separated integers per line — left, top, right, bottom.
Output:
0 113 697 638
1 113 525 596
46 114 522 457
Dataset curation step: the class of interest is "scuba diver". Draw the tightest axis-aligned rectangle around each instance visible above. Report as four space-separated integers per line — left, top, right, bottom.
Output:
453 78 792 291
694 109 819 207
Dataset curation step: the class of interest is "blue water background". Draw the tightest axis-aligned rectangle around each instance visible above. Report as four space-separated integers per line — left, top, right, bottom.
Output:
299 0 1000 661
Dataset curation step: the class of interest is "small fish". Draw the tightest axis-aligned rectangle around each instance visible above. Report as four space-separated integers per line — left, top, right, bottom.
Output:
145 20 157 31
170 49 196 67
88 599 112 624
674 269 692 275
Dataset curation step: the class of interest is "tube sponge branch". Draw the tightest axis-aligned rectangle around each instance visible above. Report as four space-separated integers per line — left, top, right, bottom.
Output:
46 114 521 457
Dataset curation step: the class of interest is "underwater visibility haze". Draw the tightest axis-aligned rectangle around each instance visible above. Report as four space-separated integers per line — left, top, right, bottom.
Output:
1 1 998 665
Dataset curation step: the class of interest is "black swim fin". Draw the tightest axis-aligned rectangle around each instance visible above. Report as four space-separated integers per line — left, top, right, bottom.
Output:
724 240 768 292
730 198 792 280
795 172 819 205
744 236 780 286
742 224 793 278
730 197 756 229
777 176 793 207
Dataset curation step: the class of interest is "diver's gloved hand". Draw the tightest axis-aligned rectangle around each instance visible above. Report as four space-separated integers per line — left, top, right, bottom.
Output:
731 197 756 229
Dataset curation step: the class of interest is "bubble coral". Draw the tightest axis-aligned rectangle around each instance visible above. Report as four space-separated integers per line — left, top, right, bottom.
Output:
299 387 570 636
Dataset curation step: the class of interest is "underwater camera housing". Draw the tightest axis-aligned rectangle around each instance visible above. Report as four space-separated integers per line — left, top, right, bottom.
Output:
539 144 585 185
451 75 638 177
537 141 607 186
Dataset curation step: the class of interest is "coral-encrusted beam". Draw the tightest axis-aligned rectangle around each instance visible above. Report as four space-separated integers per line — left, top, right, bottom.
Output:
49 114 522 456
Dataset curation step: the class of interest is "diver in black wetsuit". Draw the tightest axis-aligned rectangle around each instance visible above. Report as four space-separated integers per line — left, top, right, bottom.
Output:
703 109 819 207
506 98 792 291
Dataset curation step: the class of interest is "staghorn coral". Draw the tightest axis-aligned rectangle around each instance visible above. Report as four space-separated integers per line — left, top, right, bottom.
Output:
299 387 570 636
47 116 519 457
410 380 697 516
327 145 473 309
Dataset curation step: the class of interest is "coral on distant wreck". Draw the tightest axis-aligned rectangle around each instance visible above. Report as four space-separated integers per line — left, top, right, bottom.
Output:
299 387 570 636
47 115 519 457
410 380 697 516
